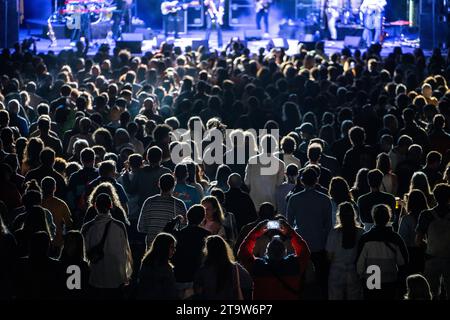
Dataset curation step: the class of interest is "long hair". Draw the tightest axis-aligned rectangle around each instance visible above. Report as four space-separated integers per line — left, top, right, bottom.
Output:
203 235 235 292
93 128 113 152
335 202 361 249
201 196 225 224
88 182 125 213
195 163 209 186
215 165 232 188
409 171 434 206
352 168 370 193
329 177 353 205
141 232 176 268
406 189 429 217
409 171 432 196
60 230 86 264
404 274 433 300
376 152 392 175
22 137 44 170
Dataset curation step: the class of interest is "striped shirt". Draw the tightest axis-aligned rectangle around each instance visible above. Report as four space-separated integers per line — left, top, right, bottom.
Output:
138 194 187 246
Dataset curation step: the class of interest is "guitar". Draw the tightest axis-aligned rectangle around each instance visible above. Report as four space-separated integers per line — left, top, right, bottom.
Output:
205 0 224 25
66 13 81 30
161 1 199 15
255 0 272 14
66 4 82 30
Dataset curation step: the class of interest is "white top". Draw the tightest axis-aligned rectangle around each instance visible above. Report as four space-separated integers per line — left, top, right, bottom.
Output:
360 0 386 12
282 153 302 168
244 154 285 209
83 214 132 288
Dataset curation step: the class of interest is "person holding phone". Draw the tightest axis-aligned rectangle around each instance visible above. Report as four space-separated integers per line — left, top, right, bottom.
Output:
238 219 312 300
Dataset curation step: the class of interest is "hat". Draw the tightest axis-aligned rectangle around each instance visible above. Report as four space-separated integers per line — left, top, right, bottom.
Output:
296 122 315 136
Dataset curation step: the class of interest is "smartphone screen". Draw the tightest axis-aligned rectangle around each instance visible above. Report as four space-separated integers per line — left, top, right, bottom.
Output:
267 220 280 230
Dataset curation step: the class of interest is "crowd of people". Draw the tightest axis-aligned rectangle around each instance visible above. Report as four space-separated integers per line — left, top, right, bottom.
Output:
0 38 449 300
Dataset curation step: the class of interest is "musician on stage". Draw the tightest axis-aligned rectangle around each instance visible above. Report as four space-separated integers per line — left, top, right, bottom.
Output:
112 0 133 40
161 1 185 38
70 2 92 44
324 0 339 40
204 0 225 48
360 0 386 47
255 0 271 36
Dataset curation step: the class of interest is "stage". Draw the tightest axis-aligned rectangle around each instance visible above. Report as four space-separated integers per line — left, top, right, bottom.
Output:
20 26 424 58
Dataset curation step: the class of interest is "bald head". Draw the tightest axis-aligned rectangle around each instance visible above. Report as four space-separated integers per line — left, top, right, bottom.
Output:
228 173 242 189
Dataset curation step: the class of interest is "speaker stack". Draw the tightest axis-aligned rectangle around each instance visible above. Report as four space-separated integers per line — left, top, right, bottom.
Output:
0 0 20 49
420 0 448 50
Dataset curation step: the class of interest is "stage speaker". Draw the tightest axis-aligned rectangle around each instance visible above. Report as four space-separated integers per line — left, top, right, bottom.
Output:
0 0 19 49
244 29 263 41
155 34 165 47
134 27 154 40
420 13 447 50
192 39 209 51
344 36 361 48
271 38 289 50
116 33 143 53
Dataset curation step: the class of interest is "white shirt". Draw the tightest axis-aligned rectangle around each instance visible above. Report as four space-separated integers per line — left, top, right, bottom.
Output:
244 154 285 209
82 214 132 288
360 0 386 12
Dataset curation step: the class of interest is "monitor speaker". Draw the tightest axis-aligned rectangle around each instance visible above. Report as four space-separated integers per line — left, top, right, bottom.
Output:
0 0 19 49
116 33 143 53
192 39 209 50
344 36 361 48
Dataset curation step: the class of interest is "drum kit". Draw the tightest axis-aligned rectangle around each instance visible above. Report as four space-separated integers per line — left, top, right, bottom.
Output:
49 0 117 27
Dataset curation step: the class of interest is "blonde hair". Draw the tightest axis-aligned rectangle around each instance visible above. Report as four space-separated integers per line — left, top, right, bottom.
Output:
88 182 124 213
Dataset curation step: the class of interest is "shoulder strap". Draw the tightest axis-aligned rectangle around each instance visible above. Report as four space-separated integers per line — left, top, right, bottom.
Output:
266 261 300 296
98 221 113 248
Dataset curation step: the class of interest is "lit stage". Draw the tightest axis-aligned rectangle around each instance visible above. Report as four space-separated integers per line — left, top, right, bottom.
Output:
20 28 423 57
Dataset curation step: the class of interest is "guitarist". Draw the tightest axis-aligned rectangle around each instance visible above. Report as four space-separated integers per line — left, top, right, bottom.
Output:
112 0 133 41
69 2 92 44
360 0 386 48
255 0 271 36
161 0 188 39
324 0 339 41
204 0 225 48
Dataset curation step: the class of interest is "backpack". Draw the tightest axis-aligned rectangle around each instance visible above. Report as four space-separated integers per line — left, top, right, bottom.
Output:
426 211 450 258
